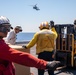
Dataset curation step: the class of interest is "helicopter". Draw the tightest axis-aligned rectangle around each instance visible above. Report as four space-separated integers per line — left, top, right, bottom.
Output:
30 4 40 11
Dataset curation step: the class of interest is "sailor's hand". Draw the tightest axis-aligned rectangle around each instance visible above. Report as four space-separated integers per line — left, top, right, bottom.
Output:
52 54 55 59
50 21 54 28
46 61 60 70
22 45 27 49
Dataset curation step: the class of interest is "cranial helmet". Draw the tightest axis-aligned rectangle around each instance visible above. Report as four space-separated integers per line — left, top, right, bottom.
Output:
39 21 49 30
0 16 11 33
0 16 11 25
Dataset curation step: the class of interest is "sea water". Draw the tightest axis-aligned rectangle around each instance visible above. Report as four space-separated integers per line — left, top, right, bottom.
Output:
16 32 35 42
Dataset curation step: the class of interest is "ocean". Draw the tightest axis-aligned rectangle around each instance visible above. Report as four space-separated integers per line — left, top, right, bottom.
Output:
16 32 35 42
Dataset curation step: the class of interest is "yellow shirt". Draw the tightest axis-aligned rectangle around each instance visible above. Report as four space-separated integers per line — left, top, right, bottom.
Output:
26 28 57 54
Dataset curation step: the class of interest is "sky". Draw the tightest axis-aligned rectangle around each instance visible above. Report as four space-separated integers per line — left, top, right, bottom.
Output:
0 0 76 32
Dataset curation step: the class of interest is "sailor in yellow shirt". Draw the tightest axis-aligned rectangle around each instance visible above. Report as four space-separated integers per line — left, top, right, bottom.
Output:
23 21 57 75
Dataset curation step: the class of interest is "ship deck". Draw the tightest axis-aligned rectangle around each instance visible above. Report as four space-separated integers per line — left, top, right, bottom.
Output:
15 42 76 75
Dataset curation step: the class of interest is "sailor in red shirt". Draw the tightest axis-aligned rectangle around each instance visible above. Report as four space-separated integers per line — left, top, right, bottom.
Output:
0 16 60 75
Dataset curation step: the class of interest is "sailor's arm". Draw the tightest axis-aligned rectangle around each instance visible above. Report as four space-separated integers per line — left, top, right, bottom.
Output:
0 45 60 70
22 33 38 48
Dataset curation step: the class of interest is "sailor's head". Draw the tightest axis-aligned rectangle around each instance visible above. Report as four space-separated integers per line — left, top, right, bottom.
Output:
39 21 49 30
14 26 22 33
0 16 12 38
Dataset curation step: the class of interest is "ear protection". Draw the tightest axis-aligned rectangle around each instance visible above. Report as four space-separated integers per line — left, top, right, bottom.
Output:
0 26 10 33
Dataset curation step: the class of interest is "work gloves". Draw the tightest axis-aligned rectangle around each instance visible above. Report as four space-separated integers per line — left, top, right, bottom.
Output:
46 61 60 70
22 45 27 49
50 21 54 28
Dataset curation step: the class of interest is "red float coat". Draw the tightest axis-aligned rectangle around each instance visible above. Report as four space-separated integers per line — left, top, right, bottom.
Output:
0 39 47 75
